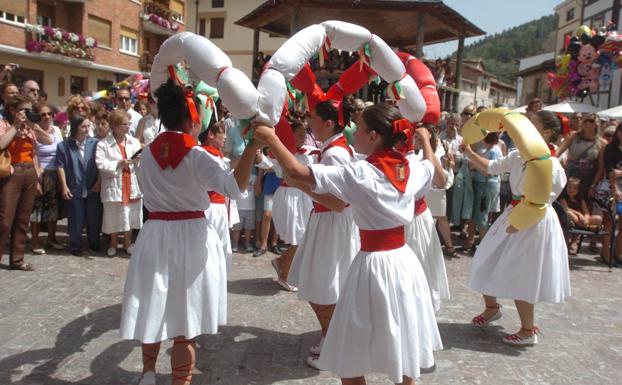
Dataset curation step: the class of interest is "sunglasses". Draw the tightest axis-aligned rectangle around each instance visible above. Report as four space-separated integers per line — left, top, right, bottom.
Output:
583 119 595 123
40 112 53 117
117 96 131 101
604 133 614 138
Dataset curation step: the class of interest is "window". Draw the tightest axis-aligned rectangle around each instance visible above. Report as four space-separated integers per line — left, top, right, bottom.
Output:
534 78 542 98
0 1 26 24
212 0 224 8
209 17 224 38
37 3 55 26
566 8 575 22
170 0 184 23
97 79 113 92
592 13 605 29
70 76 86 95
88 15 111 48
199 18 206 36
120 26 138 55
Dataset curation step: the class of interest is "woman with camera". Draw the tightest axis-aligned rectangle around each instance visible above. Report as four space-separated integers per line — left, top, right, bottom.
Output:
0 94 53 271
95 109 142 257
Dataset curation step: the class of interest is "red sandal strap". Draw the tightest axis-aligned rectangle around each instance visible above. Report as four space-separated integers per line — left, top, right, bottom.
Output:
486 303 501 309
172 362 194 382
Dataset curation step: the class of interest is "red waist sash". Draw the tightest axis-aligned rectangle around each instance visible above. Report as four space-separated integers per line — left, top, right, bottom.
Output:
208 191 226 204
149 211 205 221
280 180 290 187
511 194 524 207
415 198 427 216
359 225 405 252
313 202 332 213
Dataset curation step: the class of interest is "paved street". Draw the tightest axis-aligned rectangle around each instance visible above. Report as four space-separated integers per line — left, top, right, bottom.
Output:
1 234 622 385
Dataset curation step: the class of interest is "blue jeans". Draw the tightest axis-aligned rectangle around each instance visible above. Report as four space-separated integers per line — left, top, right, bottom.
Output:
67 192 102 252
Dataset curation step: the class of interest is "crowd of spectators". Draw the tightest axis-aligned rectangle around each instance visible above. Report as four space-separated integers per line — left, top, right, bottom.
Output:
1 57 621 272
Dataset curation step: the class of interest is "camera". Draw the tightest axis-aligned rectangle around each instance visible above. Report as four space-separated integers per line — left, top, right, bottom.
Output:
26 110 41 124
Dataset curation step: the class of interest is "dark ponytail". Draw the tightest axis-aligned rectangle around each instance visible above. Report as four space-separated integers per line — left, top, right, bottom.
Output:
315 100 343 133
362 103 405 149
154 79 200 132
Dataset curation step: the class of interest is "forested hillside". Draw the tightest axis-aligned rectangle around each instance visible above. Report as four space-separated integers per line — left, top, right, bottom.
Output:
455 14 558 83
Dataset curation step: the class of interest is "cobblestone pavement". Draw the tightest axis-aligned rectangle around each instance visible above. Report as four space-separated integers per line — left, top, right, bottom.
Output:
1 236 621 385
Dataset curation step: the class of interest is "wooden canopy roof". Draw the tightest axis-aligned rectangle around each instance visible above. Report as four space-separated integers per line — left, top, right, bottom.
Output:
235 0 485 47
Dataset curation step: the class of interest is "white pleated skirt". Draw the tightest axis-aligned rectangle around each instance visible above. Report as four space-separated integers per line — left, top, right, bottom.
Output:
468 205 571 303
206 203 232 271
271 186 313 245
102 200 143 234
288 208 359 304
318 245 443 382
405 209 450 312
120 217 227 343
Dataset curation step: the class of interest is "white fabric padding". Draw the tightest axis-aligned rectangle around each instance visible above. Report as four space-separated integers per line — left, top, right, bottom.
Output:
183 34 232 86
395 75 426 122
217 68 259 119
268 24 326 80
369 34 405 82
256 68 287 126
321 20 372 52
149 32 194 94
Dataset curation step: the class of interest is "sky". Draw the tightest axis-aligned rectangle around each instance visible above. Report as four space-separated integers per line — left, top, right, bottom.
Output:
423 0 565 59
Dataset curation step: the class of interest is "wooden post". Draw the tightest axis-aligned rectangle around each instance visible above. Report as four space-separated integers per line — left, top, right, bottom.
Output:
416 13 425 58
453 36 465 112
290 7 300 35
252 28 260 82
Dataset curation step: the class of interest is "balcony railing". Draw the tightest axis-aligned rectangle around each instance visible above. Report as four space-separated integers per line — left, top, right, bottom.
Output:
25 23 97 61
142 1 180 33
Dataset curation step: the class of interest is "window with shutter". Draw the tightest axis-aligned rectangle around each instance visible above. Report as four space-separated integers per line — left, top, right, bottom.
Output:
170 0 184 23
210 17 224 39
0 1 26 24
120 26 139 54
87 15 111 48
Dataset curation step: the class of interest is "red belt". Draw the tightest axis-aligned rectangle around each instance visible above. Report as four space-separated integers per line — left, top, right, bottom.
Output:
208 191 226 204
148 211 205 221
415 198 427 216
359 226 405 252
313 202 332 213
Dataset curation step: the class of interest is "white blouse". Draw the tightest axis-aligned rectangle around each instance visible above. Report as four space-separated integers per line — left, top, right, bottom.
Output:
310 154 434 230
487 150 567 204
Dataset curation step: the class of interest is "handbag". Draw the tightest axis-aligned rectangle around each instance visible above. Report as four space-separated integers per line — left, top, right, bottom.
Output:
0 149 11 178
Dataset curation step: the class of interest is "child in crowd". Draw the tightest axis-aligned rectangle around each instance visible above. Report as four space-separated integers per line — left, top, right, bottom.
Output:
559 177 603 254
231 171 257 253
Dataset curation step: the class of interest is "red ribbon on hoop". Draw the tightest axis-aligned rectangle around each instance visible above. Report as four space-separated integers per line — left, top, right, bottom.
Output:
392 118 415 154
330 100 345 127
555 112 570 136
185 90 200 124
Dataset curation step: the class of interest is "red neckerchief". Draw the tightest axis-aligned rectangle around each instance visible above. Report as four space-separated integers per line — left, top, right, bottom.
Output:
320 135 353 161
150 131 196 170
547 143 556 157
296 147 307 154
202 145 223 158
366 149 410 193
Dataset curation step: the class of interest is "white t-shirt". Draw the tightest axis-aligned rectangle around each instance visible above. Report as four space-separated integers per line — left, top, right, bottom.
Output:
236 174 256 211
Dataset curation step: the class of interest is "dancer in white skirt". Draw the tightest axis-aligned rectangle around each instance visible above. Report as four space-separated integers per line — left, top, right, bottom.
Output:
464 110 570 346
200 121 234 271
405 127 450 312
254 103 445 385
119 80 258 385
285 101 359 369
270 120 316 291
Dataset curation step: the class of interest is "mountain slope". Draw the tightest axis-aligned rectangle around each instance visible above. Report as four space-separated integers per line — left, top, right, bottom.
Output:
454 14 558 83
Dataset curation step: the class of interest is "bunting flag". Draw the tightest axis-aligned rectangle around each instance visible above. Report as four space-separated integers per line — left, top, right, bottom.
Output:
384 79 405 100
359 42 371 71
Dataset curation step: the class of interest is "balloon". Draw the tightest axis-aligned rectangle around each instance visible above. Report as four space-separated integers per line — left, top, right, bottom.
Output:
321 20 372 52
217 67 259 119
369 34 405 82
397 52 440 124
462 109 553 230
183 34 232 85
268 24 326 80
576 25 592 39
256 68 287 126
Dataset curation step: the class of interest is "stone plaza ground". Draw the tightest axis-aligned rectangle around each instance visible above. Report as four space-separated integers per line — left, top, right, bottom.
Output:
1 238 622 385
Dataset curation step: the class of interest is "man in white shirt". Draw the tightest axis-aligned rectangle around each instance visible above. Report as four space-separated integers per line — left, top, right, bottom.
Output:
115 87 142 136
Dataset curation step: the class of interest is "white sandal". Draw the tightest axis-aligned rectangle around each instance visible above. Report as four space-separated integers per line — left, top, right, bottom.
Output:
309 337 324 355
306 355 321 370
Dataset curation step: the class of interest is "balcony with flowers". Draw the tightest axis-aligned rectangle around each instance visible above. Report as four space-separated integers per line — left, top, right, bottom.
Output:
142 1 181 35
25 24 97 61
